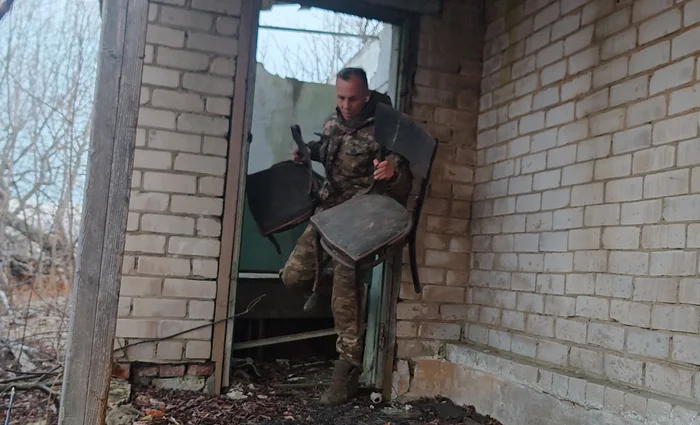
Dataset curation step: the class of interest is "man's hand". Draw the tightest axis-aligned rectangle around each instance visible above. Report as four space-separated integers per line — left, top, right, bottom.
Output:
292 147 303 162
373 159 394 181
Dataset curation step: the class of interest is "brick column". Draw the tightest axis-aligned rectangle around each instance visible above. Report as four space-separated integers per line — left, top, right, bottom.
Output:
116 0 240 363
393 0 485 391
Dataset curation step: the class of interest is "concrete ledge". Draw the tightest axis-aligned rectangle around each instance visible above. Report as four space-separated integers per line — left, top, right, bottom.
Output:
396 343 700 425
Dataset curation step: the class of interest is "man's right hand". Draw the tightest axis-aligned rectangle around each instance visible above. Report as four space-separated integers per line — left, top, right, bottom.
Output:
293 147 303 162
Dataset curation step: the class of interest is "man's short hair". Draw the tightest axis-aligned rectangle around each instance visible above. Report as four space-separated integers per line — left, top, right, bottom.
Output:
336 67 369 90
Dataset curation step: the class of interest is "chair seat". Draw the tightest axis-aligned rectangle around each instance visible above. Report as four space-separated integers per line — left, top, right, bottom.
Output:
310 194 411 262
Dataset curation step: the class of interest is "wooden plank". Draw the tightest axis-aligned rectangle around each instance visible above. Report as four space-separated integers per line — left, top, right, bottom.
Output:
58 0 147 424
212 0 261 393
232 328 336 350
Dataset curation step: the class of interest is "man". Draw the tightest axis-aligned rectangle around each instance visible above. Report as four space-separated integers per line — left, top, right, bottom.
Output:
280 67 413 406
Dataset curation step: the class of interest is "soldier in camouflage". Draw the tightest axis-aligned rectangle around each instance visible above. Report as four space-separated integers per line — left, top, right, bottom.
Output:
280 67 413 406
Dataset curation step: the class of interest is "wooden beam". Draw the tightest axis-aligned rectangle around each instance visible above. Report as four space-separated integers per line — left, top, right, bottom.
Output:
212 0 261 393
58 0 148 424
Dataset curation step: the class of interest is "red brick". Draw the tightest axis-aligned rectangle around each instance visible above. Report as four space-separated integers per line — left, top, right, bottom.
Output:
420 123 453 143
111 363 131 380
429 182 452 198
422 285 466 303
455 146 476 164
457 90 479 111
447 271 470 286
136 365 159 377
159 364 185 377
426 216 469 234
453 185 474 201
399 282 422 300
187 363 214 376
420 233 450 250
409 359 456 396
451 200 471 218
411 104 436 122
402 266 445 285
424 250 469 270
417 51 462 73
441 164 474 183
414 87 455 107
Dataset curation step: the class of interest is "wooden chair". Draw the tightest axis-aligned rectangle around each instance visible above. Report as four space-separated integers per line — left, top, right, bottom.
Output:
308 102 438 295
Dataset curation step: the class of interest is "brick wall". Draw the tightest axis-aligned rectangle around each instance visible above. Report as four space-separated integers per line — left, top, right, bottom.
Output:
470 0 700 403
115 0 240 363
394 0 484 361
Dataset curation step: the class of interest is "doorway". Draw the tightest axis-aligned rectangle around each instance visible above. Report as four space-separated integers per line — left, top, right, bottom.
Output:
224 1 407 391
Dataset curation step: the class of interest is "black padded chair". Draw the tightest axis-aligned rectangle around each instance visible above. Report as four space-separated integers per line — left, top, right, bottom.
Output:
308 102 438 294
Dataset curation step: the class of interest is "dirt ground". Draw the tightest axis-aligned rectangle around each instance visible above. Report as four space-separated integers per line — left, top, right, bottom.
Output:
1 358 503 425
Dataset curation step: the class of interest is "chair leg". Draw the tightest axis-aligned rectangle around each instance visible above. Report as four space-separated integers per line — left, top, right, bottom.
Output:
304 232 325 313
409 234 421 294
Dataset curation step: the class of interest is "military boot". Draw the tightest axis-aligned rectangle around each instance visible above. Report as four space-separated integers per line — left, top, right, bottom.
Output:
319 359 361 406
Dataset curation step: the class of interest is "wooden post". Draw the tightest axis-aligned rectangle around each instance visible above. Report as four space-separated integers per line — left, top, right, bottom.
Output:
58 0 148 424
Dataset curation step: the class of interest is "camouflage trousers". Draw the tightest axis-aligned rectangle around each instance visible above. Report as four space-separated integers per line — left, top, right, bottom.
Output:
281 223 366 367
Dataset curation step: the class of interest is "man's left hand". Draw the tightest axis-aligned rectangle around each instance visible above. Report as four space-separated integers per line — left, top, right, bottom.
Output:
373 159 394 181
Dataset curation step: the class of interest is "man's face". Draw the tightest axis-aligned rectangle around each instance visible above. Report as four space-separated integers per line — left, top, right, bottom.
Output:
336 76 368 121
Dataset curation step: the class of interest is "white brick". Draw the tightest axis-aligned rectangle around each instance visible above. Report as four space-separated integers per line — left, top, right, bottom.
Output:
515 74 539 97
574 250 607 272
148 130 201 152
562 162 593 186
571 182 603 206
159 5 213 31
156 47 210 71
211 57 236 76
681 278 700 304
536 42 564 68
133 149 172 170
533 170 561 190
544 253 574 272
610 76 648 107
639 8 681 45
531 130 557 154
602 227 640 250
686 0 700 26
601 28 636 60
627 95 667 128
650 251 696 276
649 57 694 96
534 2 560 30
644 169 688 199
547 145 576 168
604 354 644 386
553 207 583 229
552 11 581 41
565 25 594 56
633 0 674 22
576 296 609 320
537 340 569 366
641 224 685 248
542 188 571 210
577 136 610 161
526 27 551 55
125 234 166 254
671 25 700 60
608 251 648 275
168 236 220 257
526 315 555 337
171 195 223 215
146 24 185 47
646 363 693 398
541 61 567 86
596 274 633 298
630 41 670 75
595 7 630 39
633 145 675 173
651 304 700 332
568 47 599 75
143 172 197 193
575 89 609 119
183 73 234 95
192 0 241 15
533 87 559 110
545 295 576 317
663 194 700 221
138 108 177 130
653 113 698 146
130 191 169 212
594 154 631 180
689 225 700 248
633 277 678 303
216 16 240 36
593 57 628 88
582 0 615 25
187 32 238 56
590 108 625 136
142 214 194 234
555 318 587 344
566 273 596 294
538 274 566 294
606 177 643 202
569 228 601 250
512 56 536 80
540 231 568 252
174 153 226 176
498 121 519 142
588 323 624 350
612 125 651 154
177 114 229 136
151 89 205 112
519 112 545 134
621 199 662 224
561 74 592 102
517 194 541 213
627 330 670 359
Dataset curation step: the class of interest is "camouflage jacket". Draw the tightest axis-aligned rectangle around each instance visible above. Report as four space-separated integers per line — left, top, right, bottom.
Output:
306 91 413 209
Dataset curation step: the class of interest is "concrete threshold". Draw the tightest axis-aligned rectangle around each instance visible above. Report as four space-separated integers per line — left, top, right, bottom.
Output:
397 342 700 425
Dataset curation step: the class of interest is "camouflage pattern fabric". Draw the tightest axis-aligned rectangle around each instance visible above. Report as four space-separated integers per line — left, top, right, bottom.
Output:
281 91 413 366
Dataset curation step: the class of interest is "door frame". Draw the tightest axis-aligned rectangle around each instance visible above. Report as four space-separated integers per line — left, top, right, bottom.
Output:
213 0 421 394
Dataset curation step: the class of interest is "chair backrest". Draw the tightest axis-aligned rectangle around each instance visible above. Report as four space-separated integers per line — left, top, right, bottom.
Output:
373 102 437 180
373 102 438 235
